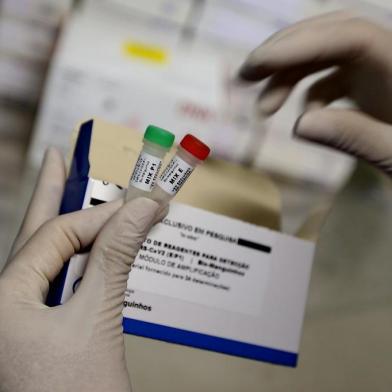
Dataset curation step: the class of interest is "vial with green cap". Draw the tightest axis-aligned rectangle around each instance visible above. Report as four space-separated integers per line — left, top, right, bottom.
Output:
150 133 210 204
126 125 175 201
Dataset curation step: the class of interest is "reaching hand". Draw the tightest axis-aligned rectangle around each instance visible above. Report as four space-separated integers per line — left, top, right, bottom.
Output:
239 11 392 175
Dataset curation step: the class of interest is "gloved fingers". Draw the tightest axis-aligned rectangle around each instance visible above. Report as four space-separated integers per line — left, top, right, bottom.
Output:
256 64 339 115
304 68 348 111
154 202 170 225
8 147 66 261
1 200 122 303
261 10 355 49
239 17 379 81
71 198 164 336
294 108 392 175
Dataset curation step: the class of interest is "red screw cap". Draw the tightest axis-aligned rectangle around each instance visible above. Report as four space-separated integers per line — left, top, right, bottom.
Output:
180 134 210 161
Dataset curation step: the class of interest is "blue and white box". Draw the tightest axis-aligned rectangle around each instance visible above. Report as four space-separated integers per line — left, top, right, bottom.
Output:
47 118 315 367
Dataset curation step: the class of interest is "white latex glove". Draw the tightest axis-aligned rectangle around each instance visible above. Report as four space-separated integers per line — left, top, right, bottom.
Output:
0 148 167 392
239 11 392 176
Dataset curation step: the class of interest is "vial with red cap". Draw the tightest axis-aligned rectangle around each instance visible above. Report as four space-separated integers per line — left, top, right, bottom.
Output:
151 134 210 203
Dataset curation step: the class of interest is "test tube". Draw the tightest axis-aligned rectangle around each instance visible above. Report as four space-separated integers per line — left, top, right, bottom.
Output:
151 134 210 204
126 125 175 201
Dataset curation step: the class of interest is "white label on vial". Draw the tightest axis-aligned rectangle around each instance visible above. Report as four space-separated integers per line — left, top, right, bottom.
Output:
158 156 194 195
130 151 162 191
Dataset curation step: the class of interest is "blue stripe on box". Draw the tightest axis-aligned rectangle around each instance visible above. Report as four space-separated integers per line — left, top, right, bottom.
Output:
46 120 93 307
123 318 298 367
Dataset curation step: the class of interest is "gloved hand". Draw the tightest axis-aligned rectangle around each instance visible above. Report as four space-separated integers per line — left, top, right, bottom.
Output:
239 11 392 176
0 148 167 392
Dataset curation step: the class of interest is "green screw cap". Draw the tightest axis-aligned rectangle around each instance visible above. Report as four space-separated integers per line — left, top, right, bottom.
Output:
144 125 175 149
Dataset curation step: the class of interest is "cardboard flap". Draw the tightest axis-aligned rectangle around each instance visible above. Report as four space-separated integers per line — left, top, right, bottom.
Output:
70 118 281 230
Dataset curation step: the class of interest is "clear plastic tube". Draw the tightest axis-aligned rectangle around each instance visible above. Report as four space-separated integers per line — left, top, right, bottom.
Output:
126 125 174 202
150 134 210 204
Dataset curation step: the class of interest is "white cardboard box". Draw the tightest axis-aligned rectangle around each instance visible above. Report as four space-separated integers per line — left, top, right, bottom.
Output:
47 118 315 367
